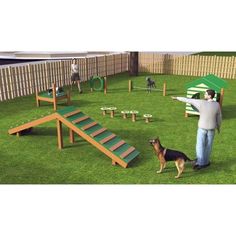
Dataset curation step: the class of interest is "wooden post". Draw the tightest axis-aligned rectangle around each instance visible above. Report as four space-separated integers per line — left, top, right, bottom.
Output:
113 54 115 75
219 88 224 109
7 66 13 99
85 57 89 81
104 76 107 94
111 110 115 118
27 64 33 94
0 68 4 101
128 80 132 92
60 60 65 86
132 114 136 122
69 129 75 144
57 119 63 149
105 55 108 77
52 83 57 111
96 56 98 75
112 160 117 166
36 88 40 107
185 112 188 118
163 82 166 96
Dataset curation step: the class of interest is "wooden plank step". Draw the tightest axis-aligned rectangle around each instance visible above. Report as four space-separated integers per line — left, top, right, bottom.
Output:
90 127 107 137
100 134 116 144
64 109 81 118
82 121 98 131
110 140 126 151
120 147 135 158
72 116 89 124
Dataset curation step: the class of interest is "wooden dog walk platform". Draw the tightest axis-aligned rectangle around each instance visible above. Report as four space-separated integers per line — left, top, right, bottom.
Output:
8 106 140 168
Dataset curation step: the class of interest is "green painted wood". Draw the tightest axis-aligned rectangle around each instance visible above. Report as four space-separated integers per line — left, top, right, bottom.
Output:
123 150 140 163
39 91 66 98
113 143 130 155
103 137 122 149
185 74 228 92
57 106 140 165
57 106 79 116
94 131 113 142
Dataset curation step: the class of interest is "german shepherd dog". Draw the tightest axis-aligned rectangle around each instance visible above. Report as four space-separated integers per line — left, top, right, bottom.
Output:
149 138 192 178
146 77 156 93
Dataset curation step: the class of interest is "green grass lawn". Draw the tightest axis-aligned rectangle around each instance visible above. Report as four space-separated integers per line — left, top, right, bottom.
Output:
1 72 236 184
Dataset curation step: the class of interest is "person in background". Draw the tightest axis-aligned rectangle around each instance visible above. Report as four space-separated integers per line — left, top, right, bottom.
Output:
71 58 82 93
171 89 222 170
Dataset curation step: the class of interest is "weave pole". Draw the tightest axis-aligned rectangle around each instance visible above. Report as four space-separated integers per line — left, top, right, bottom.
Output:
163 81 166 96
128 80 132 92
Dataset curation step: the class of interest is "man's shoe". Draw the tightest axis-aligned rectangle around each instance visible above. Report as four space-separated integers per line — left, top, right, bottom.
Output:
193 162 211 170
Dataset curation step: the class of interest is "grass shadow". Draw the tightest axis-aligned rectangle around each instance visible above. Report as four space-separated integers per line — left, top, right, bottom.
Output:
222 105 236 119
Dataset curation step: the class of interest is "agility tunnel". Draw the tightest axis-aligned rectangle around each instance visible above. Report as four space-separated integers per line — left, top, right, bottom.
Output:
8 106 140 168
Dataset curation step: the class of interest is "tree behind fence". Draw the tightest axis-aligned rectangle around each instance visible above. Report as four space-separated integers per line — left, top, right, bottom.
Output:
0 53 129 102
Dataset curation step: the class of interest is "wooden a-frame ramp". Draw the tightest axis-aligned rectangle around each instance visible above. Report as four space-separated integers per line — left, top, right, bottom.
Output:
8 106 140 168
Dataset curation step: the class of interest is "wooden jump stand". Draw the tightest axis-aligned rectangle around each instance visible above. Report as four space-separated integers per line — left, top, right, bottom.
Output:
36 83 71 111
100 107 117 118
129 80 166 96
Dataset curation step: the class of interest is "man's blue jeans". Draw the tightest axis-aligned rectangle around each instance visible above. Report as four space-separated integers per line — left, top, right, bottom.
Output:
196 128 215 166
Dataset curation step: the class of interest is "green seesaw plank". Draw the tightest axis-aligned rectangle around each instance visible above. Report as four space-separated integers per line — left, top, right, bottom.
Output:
123 150 140 163
113 143 130 155
84 124 102 135
94 130 113 142
103 137 123 149
66 113 85 122
57 106 78 116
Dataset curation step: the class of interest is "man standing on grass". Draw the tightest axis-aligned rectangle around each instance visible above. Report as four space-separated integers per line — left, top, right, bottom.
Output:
171 89 222 170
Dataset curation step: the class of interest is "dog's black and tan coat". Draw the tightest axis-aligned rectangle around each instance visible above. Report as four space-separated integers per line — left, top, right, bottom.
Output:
149 138 192 178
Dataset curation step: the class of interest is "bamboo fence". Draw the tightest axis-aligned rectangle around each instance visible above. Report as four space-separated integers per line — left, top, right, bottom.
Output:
0 53 129 101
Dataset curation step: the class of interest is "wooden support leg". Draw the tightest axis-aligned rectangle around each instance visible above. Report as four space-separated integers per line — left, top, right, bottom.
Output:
163 82 166 96
104 76 107 94
219 88 224 109
111 110 114 118
57 120 63 149
53 99 57 111
132 114 136 122
69 129 75 144
36 92 40 107
128 80 132 93
53 83 57 111
36 98 40 107
145 117 149 123
112 160 117 166
185 112 188 118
